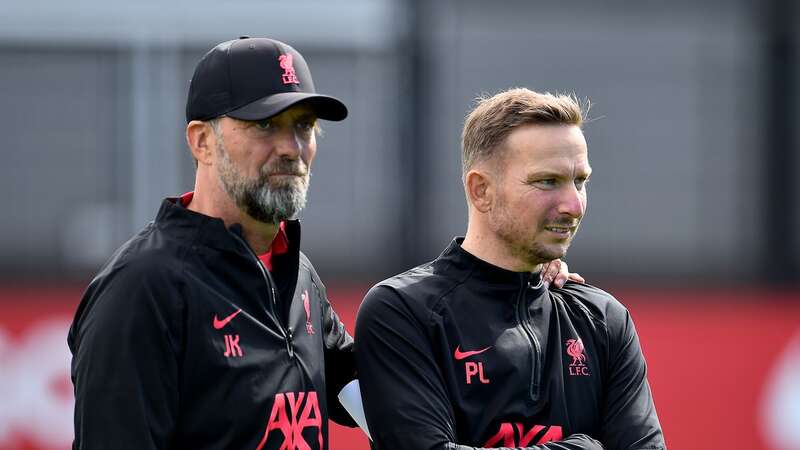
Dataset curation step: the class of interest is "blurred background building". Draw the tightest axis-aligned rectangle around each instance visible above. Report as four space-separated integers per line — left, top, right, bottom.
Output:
0 0 798 449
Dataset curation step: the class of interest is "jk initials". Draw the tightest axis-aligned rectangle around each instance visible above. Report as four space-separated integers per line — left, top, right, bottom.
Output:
224 334 243 357
465 361 490 384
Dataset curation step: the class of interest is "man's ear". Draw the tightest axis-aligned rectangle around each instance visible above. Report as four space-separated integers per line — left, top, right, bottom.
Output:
186 120 216 166
464 168 495 214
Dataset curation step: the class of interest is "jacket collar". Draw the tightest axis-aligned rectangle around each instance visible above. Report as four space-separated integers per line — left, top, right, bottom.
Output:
154 197 302 257
436 238 545 294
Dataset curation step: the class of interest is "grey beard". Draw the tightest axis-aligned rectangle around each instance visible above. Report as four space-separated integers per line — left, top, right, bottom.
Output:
216 141 309 224
235 176 309 224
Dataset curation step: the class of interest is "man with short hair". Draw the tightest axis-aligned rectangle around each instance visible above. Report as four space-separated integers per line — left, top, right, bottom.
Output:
355 88 666 450
68 37 356 450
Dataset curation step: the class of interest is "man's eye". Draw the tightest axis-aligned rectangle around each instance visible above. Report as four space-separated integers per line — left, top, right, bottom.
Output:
296 121 315 132
575 178 589 189
537 179 557 186
254 120 272 130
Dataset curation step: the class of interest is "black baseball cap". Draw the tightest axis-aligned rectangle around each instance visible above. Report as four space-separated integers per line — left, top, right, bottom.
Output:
185 36 347 123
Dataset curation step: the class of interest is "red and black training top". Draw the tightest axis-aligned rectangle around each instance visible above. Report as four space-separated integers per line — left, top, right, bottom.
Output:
68 197 356 450
355 238 665 450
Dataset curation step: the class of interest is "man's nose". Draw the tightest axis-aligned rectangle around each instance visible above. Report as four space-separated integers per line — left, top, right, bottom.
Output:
558 183 585 218
272 128 303 159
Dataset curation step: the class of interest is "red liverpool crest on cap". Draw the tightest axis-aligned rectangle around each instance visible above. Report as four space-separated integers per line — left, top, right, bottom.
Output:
279 54 300 85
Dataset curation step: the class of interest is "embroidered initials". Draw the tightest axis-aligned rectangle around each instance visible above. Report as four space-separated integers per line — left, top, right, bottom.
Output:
223 334 243 357
465 361 490 384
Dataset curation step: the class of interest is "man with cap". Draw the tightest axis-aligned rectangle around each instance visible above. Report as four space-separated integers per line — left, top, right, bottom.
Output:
68 37 355 450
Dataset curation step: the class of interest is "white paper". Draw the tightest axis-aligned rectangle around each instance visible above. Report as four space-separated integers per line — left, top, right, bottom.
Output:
337 379 371 440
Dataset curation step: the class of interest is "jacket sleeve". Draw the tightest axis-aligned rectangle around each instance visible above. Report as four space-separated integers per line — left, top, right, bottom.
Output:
68 260 184 450
317 279 358 427
355 286 605 450
599 305 666 450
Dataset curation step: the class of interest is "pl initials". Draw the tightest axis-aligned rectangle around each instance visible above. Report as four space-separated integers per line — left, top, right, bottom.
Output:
465 361 490 384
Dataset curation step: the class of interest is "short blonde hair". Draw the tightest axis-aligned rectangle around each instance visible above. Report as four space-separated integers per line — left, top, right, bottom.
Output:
461 88 587 176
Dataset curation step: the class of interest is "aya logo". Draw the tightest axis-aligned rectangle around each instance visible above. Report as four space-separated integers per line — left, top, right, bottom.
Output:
278 54 300 85
484 423 563 447
302 290 314 335
255 391 322 450
566 338 590 376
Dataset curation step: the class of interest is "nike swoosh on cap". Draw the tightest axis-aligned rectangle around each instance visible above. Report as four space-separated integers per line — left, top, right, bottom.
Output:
454 345 492 360
213 308 243 330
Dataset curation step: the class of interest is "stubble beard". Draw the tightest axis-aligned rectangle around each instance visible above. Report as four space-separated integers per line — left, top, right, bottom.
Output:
216 139 310 224
488 195 580 269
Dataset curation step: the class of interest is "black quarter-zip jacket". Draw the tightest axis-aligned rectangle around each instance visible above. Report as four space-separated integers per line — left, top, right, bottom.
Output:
68 197 356 450
355 239 665 450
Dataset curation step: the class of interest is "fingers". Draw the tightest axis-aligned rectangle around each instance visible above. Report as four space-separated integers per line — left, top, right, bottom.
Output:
542 260 585 290
541 260 559 289
568 272 585 283
553 260 569 289
540 261 551 288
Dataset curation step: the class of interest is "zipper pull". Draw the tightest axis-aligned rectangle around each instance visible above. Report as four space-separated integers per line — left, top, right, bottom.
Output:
528 274 544 290
286 327 295 358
